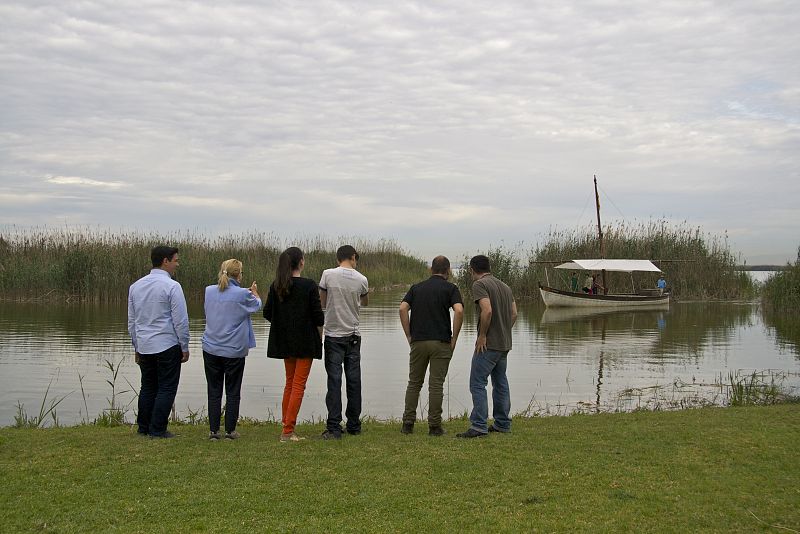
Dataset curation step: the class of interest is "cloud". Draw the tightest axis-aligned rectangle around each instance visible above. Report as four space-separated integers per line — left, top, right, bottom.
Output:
0 192 50 205
46 175 128 189
163 195 245 210
0 1 798 262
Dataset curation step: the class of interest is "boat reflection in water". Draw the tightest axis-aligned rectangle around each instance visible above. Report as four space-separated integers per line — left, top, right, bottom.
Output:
527 302 761 413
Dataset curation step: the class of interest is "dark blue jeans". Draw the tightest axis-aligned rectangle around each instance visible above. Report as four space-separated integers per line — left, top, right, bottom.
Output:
468 349 511 433
324 335 362 433
203 351 246 434
137 345 182 436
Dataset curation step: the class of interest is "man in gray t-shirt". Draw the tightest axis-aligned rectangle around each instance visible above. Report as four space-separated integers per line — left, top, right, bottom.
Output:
457 254 517 439
319 245 369 439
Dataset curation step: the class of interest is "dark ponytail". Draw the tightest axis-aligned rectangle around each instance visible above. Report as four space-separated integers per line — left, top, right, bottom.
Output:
273 247 304 301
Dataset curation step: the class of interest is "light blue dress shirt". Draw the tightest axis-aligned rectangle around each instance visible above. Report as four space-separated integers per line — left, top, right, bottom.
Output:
128 269 190 354
657 278 667 289
202 279 262 358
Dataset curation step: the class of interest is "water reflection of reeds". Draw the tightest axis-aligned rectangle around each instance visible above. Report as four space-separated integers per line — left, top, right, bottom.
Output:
762 309 800 359
527 302 754 363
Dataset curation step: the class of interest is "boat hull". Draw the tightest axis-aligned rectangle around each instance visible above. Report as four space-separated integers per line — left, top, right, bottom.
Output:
539 285 669 308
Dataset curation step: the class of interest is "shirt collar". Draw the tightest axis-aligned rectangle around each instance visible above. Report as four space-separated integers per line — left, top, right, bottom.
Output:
150 268 171 277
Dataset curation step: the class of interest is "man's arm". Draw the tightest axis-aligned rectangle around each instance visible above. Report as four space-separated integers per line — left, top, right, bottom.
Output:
127 287 137 353
399 301 412 344
360 277 369 306
319 287 327 309
171 284 190 363
475 297 492 353
511 300 518 327
451 303 464 352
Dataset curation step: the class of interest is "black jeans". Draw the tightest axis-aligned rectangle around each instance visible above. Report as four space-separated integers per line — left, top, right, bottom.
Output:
137 345 182 436
324 335 362 433
203 351 246 434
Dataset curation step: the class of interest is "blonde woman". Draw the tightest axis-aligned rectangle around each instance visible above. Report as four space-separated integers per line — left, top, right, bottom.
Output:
263 247 324 442
202 259 261 440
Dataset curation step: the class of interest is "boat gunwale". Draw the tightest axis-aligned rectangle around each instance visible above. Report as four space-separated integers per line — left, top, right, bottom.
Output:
538 284 670 303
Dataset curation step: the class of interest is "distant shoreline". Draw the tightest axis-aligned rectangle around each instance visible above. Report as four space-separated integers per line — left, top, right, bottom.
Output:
737 265 789 271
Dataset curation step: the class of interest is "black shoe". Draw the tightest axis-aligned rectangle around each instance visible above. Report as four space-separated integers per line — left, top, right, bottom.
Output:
428 426 446 436
321 429 342 440
400 422 414 434
346 428 361 436
149 431 175 439
456 428 487 439
488 425 508 433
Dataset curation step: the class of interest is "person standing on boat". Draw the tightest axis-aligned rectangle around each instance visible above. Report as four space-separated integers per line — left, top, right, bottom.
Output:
399 255 464 436
657 275 667 292
203 259 261 441
570 271 579 292
319 245 369 440
263 247 324 442
457 254 517 438
592 275 603 295
127 246 190 439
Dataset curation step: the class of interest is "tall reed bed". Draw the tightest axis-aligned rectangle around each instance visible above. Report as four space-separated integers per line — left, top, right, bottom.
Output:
0 227 428 301
457 220 755 301
761 246 800 311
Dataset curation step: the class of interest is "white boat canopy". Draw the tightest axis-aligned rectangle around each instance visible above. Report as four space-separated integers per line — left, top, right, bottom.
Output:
554 259 662 273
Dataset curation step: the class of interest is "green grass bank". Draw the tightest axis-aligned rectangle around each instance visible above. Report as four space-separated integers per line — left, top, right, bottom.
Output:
761 246 800 311
0 227 428 301
760 247 800 353
2 405 799 532
457 220 756 301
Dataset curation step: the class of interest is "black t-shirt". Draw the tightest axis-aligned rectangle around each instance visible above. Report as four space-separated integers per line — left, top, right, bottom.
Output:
402 276 463 342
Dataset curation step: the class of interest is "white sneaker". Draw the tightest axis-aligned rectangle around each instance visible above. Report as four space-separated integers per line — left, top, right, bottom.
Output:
279 432 306 442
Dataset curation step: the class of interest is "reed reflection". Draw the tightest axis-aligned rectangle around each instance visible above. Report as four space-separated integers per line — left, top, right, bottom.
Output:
762 309 800 359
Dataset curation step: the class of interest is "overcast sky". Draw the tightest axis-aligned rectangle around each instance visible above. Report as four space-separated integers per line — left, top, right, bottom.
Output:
1 1 798 264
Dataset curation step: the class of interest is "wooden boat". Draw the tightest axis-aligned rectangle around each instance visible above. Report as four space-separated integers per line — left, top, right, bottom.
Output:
539 259 669 308
538 177 670 308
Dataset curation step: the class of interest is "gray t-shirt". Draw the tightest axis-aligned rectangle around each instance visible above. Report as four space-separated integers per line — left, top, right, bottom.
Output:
319 266 369 337
472 274 514 352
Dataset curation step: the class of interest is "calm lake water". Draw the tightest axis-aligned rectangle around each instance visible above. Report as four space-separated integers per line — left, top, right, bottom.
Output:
1 289 798 427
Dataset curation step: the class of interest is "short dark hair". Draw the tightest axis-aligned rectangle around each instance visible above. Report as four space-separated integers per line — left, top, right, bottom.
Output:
469 254 491 274
431 255 450 275
151 246 179 268
336 245 359 263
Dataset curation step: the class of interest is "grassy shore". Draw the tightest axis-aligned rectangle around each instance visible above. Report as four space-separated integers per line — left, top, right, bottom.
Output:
0 227 428 301
457 220 756 301
761 247 800 311
761 248 800 352
2 405 799 532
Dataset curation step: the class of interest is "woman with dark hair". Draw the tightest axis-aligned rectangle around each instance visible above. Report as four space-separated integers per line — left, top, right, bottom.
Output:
263 247 325 442
202 259 261 440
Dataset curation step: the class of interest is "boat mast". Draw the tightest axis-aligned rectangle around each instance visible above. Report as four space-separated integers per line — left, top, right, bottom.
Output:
594 175 608 294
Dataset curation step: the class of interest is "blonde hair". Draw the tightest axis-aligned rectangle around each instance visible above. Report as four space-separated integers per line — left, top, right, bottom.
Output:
217 259 243 291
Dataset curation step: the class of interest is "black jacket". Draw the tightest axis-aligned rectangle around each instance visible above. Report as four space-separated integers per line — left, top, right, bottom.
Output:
263 277 325 359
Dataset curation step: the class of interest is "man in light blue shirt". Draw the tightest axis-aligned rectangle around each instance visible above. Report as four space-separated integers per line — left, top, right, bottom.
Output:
657 275 667 291
128 246 190 438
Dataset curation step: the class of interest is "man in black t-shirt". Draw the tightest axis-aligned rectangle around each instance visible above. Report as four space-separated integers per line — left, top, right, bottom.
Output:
399 256 464 436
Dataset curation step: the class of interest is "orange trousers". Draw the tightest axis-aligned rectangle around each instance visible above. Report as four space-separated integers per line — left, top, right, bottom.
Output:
282 358 313 435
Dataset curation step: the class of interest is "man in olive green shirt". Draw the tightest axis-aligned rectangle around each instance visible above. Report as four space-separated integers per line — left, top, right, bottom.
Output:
457 255 517 438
